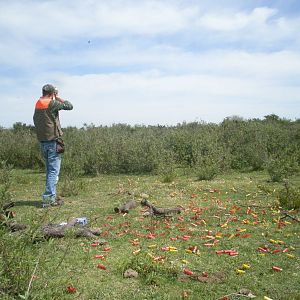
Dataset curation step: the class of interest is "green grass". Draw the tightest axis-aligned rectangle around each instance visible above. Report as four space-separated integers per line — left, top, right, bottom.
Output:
1 169 300 300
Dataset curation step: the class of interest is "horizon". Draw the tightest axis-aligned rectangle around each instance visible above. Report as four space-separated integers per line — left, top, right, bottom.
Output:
2 113 299 130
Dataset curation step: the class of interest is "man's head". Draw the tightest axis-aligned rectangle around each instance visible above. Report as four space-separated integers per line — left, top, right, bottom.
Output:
42 84 56 96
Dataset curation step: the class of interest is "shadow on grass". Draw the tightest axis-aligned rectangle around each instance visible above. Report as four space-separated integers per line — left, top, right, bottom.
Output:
13 200 42 208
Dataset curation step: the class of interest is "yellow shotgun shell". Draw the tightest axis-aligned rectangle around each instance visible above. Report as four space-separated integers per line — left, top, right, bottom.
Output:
169 246 177 250
242 264 251 269
228 234 235 240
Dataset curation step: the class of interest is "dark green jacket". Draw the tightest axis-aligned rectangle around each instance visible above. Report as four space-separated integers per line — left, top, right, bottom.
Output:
33 97 73 142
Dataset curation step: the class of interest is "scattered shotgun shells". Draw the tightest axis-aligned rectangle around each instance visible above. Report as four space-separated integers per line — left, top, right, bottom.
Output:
216 249 238 256
242 264 251 269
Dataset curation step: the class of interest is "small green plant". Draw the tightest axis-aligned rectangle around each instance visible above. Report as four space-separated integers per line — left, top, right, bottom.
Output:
158 165 177 183
277 182 300 209
118 253 178 285
195 164 218 181
194 156 219 181
0 228 37 298
155 151 177 183
59 176 86 197
0 161 13 208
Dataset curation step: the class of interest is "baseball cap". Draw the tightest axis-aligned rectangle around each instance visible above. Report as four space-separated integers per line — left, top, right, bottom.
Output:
42 84 56 94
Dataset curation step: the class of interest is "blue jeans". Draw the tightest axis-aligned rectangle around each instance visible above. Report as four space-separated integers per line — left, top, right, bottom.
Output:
41 141 61 203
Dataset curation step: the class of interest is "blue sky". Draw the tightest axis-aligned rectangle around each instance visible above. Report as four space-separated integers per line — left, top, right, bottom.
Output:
0 0 299 127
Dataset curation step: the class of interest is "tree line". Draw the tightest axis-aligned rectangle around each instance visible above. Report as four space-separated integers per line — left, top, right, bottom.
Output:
1 114 299 182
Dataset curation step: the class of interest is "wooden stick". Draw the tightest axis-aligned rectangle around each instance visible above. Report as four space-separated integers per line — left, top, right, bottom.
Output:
114 200 137 213
141 199 182 217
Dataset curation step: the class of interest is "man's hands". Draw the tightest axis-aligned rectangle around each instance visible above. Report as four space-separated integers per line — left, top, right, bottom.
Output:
55 96 64 103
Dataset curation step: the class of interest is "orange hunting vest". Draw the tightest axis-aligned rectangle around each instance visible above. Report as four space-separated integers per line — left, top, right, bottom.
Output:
33 97 63 141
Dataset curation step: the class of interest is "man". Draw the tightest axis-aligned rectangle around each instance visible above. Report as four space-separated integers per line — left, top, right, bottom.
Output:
33 84 73 207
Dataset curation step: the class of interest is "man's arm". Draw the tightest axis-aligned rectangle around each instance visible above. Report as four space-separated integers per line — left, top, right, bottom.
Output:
49 98 73 116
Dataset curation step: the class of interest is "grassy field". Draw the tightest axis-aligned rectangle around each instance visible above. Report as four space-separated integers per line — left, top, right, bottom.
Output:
1 169 300 300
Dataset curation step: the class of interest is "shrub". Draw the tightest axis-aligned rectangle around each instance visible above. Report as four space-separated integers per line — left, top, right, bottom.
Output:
59 176 86 197
195 162 218 181
155 150 178 183
278 182 300 209
266 151 299 182
0 228 38 298
0 161 38 299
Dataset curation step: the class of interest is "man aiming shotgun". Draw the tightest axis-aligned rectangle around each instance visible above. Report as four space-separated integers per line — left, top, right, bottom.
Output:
33 84 73 207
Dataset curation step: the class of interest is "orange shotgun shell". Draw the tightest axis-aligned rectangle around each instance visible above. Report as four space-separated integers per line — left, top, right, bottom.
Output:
97 264 107 270
183 268 193 276
272 266 282 272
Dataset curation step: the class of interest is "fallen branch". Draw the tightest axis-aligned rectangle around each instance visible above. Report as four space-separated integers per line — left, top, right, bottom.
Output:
1 203 101 238
2 201 14 212
237 204 272 208
1 201 15 219
216 288 256 299
114 200 137 213
40 219 101 238
141 199 182 217
280 211 299 222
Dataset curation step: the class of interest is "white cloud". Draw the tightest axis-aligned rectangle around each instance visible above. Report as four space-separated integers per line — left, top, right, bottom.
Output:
196 7 277 31
0 0 194 39
0 1 298 43
30 70 298 126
